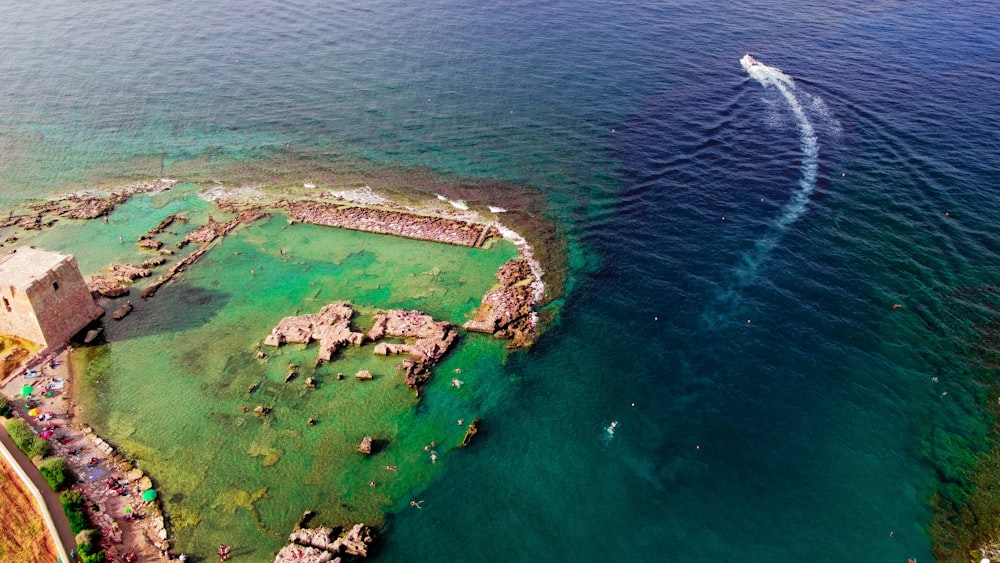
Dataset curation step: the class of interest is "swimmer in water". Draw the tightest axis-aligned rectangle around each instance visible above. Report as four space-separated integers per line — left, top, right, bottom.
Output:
607 421 619 436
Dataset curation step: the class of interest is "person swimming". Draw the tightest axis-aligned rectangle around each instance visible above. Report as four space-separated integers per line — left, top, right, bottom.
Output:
607 421 619 437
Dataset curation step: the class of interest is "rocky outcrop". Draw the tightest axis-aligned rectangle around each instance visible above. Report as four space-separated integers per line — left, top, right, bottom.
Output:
275 524 375 562
145 213 186 236
286 200 498 247
367 309 457 391
88 263 154 297
357 436 373 454
366 310 456 364
460 418 481 447
112 301 133 320
464 258 537 348
178 209 271 248
263 302 365 364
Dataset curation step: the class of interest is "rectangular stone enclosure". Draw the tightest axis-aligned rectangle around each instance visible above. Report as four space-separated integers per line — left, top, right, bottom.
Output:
0 247 104 348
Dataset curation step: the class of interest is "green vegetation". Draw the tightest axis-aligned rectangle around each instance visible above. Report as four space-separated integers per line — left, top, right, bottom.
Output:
78 542 106 563
4 418 52 459
59 490 89 534
929 287 1000 561
0 395 9 417
38 457 74 491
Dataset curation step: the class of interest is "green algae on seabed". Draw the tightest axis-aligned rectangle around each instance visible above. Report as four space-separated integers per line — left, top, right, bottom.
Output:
927 286 1000 562
37 189 524 559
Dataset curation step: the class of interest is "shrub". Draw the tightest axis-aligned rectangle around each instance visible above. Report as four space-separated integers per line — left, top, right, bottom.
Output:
5 418 34 447
78 541 106 563
26 436 52 459
4 418 52 458
39 457 73 490
0 394 8 416
75 528 96 549
60 490 89 534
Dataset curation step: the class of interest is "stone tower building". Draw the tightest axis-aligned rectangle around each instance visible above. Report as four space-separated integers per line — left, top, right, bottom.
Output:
0 247 103 348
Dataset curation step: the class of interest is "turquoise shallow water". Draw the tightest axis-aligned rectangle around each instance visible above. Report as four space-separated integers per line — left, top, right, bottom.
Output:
1 1 1000 561
18 188 521 557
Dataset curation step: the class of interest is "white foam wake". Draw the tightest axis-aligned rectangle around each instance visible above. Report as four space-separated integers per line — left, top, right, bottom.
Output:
703 56 824 326
740 56 819 275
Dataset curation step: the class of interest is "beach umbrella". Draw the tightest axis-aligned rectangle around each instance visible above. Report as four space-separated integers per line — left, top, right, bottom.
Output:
141 489 157 502
20 385 34 396
28 408 40 416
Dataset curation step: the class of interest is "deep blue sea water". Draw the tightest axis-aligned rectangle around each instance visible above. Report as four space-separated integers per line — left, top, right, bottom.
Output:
2 1 1000 561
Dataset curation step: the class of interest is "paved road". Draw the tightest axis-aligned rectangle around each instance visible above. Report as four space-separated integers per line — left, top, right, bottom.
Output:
0 421 76 562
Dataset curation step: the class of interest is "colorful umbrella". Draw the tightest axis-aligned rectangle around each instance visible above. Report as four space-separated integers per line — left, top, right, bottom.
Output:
28 408 40 416
20 385 34 396
141 489 157 502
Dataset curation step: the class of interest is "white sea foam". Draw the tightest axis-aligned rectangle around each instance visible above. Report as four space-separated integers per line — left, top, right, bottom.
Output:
493 222 546 310
327 185 394 206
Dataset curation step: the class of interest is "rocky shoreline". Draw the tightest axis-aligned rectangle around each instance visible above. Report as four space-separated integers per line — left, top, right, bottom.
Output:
1 349 169 562
464 258 539 348
0 179 552 561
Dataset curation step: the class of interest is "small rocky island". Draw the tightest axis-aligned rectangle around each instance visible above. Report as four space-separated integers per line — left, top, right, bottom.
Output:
263 303 457 392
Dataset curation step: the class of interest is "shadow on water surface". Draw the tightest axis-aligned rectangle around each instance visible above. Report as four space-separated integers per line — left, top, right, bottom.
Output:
99 284 233 341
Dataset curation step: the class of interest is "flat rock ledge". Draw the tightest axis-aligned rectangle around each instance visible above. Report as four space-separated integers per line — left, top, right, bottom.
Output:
263 302 365 364
286 200 498 247
274 524 375 563
88 263 155 298
263 304 456 390
464 258 538 348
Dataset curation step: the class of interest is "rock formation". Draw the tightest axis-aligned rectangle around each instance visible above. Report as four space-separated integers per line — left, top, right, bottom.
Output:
460 418 481 447
263 302 365 364
464 258 537 348
357 436 372 454
274 524 375 562
88 263 154 298
367 309 457 390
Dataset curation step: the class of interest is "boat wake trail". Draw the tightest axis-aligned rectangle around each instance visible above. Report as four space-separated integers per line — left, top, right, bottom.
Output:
702 55 825 329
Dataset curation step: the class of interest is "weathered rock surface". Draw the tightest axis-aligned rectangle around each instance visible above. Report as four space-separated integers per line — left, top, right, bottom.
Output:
357 436 373 454
275 524 375 562
112 301 133 320
464 258 537 348
88 263 153 297
264 302 365 364
179 209 270 247
286 200 498 247
366 310 456 364
367 309 457 390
